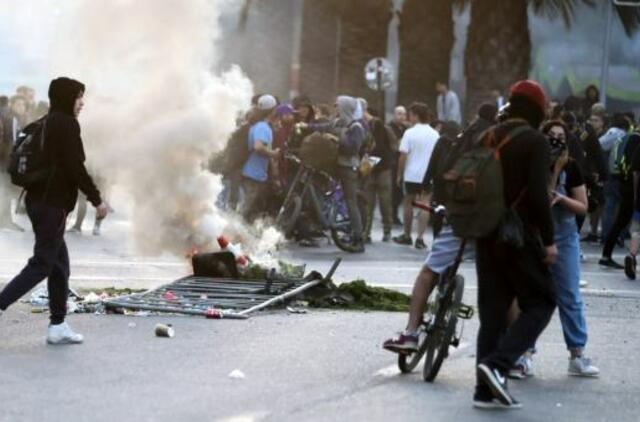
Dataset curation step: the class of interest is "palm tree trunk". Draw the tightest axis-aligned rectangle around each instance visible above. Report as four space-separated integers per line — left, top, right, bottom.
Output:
464 0 530 120
397 0 455 111
299 1 339 103
338 0 393 108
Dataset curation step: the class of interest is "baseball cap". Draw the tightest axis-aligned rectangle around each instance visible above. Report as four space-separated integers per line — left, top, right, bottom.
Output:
257 94 277 111
276 103 295 117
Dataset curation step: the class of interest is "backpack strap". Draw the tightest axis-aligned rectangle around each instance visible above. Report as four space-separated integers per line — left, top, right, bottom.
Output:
493 125 530 160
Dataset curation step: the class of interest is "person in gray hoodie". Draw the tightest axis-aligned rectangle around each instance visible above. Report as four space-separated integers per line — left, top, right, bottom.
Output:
300 95 366 252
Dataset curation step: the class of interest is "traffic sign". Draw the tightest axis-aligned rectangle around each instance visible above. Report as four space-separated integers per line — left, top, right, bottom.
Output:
364 57 394 92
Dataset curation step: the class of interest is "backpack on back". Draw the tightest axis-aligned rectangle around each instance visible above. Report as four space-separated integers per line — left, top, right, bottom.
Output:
442 123 529 239
218 122 251 175
608 132 631 178
8 116 51 188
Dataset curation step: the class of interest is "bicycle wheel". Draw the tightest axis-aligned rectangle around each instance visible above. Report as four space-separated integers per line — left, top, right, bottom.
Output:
423 274 465 382
330 192 369 252
397 325 428 373
276 196 302 237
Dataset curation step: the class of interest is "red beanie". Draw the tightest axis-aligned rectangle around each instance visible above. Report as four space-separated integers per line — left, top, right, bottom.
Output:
509 80 547 115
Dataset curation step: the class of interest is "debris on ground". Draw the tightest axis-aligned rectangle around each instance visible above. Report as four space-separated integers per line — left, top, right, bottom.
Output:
228 369 246 380
102 256 341 319
154 323 175 338
305 279 411 312
24 286 146 315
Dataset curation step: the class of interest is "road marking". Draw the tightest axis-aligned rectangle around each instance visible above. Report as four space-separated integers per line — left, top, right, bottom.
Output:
0 274 176 283
0 258 185 267
217 411 270 422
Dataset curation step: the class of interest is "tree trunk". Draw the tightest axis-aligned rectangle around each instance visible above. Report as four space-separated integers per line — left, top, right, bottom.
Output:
299 1 339 103
338 0 393 108
397 0 455 112
464 0 530 120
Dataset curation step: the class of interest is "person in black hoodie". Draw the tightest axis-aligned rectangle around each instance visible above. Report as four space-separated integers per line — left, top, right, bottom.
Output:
0 77 108 344
474 80 557 410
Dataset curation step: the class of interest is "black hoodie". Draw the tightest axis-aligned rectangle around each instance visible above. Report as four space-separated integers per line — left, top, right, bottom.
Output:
27 77 101 212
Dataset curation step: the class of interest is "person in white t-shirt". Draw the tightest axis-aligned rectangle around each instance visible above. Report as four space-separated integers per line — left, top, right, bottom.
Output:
393 102 439 249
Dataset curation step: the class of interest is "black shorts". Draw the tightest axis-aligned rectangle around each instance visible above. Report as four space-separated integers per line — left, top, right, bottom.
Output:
404 182 424 196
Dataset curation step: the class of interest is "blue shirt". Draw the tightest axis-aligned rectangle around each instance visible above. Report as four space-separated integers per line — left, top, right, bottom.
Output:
242 121 273 182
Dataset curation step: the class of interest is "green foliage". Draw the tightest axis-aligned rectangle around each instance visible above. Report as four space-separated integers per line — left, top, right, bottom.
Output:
309 279 411 312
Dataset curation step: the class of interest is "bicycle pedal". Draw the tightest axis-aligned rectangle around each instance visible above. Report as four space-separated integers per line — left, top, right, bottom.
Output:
456 304 474 320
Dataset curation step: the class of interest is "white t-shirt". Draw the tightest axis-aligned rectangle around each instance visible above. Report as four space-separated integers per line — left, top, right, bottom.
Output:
399 123 439 183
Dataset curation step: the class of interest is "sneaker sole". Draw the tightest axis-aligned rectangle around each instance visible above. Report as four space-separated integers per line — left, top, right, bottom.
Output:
568 371 599 378
507 371 526 380
47 338 83 345
473 400 522 410
478 364 513 406
383 344 418 354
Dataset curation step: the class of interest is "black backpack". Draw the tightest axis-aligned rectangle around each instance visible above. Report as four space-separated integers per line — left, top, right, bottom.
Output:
221 123 251 175
8 116 51 188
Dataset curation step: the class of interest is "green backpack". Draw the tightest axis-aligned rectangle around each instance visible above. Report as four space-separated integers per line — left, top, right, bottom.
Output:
442 123 529 239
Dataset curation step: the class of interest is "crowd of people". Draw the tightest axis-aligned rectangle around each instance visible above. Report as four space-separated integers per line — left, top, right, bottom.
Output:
213 79 639 409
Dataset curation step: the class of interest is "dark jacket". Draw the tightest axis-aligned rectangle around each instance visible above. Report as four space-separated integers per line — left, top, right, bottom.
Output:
580 125 608 185
493 119 554 247
368 117 392 173
27 77 101 213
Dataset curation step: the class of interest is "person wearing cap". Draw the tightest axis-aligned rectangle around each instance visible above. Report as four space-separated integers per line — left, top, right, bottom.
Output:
509 120 598 380
241 94 280 223
273 103 295 186
474 80 557 410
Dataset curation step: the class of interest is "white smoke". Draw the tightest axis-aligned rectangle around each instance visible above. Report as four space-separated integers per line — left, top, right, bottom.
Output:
2 0 283 256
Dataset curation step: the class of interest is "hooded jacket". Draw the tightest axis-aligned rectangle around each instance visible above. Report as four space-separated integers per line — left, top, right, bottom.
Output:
27 77 101 212
335 96 364 168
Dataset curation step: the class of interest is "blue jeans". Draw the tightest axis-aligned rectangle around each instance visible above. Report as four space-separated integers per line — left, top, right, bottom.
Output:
602 178 621 240
551 223 588 351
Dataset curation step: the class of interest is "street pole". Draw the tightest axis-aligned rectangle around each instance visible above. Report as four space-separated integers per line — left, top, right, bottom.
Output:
376 58 384 117
289 0 304 100
599 0 614 107
334 15 342 97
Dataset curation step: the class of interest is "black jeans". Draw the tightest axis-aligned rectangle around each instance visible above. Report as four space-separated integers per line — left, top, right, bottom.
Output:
602 180 634 259
475 231 556 388
0 199 69 324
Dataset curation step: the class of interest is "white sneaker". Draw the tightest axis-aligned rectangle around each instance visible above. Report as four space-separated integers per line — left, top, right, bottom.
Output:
46 322 84 345
579 280 589 288
568 356 599 377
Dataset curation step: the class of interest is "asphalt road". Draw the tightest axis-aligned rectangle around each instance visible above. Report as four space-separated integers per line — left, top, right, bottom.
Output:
1 209 640 421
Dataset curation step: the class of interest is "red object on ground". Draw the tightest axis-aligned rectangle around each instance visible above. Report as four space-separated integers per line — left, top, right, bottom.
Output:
205 308 224 319
163 291 178 301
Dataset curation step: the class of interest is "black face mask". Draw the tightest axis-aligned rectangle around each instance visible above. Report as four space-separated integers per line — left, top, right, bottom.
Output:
548 135 567 164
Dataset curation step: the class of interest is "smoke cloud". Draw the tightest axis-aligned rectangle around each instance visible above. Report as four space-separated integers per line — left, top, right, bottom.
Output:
2 0 282 257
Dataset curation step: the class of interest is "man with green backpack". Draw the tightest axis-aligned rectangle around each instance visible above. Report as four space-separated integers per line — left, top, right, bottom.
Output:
445 80 557 410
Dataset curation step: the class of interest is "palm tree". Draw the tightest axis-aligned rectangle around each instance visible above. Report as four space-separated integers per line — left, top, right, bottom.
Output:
464 0 640 120
241 0 392 104
396 0 457 109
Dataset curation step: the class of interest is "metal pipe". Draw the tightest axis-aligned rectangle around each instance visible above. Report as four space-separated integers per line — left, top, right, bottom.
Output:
104 301 248 319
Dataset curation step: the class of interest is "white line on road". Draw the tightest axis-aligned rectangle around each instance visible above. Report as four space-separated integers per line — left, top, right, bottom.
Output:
0 259 185 267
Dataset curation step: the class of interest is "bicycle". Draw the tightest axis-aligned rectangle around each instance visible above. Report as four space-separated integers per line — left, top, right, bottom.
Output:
397 202 475 382
276 153 368 252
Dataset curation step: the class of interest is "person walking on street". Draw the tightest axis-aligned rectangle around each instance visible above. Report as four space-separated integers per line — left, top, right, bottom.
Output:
0 77 109 344
436 81 462 124
393 102 439 250
510 120 599 380
241 94 281 223
388 106 408 226
474 80 557 410
363 106 394 243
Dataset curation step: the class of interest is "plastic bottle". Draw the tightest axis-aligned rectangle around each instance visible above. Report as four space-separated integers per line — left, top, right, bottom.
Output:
217 235 249 269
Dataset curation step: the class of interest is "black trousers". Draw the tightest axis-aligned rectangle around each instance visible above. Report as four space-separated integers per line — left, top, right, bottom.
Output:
602 180 634 259
0 199 69 324
475 232 556 389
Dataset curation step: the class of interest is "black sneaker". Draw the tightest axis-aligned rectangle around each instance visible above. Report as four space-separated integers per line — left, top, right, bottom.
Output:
477 363 519 406
415 238 427 250
382 233 391 242
392 234 412 245
624 255 637 280
599 258 624 270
